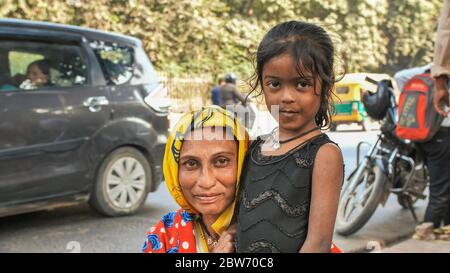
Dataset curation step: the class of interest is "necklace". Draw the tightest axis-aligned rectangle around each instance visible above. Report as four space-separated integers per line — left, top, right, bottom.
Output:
199 218 218 249
252 133 324 166
266 126 320 150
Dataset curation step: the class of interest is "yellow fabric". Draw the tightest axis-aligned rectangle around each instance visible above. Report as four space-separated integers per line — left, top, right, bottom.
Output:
163 106 249 237
194 220 210 253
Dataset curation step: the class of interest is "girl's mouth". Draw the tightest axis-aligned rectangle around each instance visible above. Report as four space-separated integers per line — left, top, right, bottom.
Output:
280 110 300 117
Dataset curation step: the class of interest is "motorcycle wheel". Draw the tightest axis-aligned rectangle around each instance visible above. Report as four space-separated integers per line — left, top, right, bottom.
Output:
336 164 387 236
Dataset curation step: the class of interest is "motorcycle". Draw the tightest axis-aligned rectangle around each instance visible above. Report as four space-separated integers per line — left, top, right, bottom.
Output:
335 77 429 236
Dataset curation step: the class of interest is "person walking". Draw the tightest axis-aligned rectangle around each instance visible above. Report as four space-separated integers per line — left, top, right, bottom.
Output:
211 77 225 106
421 0 450 229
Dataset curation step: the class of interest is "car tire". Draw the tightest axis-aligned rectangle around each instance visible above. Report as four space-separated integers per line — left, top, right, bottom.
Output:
89 147 151 217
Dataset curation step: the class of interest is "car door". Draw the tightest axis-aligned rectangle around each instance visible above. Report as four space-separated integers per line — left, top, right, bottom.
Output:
0 30 111 206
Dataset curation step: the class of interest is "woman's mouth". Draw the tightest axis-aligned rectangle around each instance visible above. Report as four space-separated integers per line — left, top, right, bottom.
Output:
194 194 222 203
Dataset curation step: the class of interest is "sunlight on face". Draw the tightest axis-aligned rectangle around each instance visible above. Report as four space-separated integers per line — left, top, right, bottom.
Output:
178 127 238 221
262 53 321 133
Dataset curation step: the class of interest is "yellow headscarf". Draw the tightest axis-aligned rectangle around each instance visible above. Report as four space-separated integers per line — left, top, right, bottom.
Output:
163 106 249 236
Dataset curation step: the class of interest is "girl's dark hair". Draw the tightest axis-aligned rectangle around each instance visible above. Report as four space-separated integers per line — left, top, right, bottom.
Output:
249 20 339 129
28 59 51 77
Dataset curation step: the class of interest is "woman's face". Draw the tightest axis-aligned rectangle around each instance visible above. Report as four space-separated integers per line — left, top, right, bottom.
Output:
27 64 48 86
178 127 238 220
262 53 321 134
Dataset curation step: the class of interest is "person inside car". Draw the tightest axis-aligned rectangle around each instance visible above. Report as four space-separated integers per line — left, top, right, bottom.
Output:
20 59 52 90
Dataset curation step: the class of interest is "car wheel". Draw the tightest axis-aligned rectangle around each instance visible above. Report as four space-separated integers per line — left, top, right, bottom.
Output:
89 147 151 216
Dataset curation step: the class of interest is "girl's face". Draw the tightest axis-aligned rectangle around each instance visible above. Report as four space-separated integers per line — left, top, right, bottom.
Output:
262 53 321 134
178 127 238 221
27 64 48 86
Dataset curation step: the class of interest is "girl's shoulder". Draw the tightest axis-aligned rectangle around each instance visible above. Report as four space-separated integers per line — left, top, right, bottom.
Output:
303 133 342 156
312 134 343 164
314 134 342 155
313 135 345 184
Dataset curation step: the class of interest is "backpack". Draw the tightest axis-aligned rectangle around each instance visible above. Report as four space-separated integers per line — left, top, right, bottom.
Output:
396 74 443 142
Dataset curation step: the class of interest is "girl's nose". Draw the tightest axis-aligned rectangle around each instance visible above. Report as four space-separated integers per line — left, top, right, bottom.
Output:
197 166 216 189
280 87 295 104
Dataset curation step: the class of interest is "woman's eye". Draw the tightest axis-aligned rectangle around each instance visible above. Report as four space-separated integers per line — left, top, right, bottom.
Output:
183 159 198 169
214 157 230 167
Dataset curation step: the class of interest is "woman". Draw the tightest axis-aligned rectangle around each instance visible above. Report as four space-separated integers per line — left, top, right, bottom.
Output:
142 106 249 253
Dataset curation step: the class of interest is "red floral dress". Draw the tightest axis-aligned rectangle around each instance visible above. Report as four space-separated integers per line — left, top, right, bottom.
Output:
142 209 197 253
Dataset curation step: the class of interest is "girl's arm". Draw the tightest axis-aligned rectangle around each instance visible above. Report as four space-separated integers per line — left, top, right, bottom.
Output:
300 143 344 253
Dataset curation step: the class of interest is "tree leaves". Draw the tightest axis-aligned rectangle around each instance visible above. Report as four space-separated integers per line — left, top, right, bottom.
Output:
0 0 442 79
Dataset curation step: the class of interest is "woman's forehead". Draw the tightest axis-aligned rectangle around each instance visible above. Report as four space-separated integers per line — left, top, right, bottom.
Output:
184 126 234 141
180 138 237 157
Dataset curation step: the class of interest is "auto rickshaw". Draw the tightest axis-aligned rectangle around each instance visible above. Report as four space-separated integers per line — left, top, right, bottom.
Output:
331 73 394 131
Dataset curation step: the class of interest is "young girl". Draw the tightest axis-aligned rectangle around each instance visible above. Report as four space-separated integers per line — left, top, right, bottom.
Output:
236 20 344 253
20 60 51 90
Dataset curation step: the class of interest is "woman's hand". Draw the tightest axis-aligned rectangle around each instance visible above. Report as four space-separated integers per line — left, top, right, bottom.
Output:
211 224 237 253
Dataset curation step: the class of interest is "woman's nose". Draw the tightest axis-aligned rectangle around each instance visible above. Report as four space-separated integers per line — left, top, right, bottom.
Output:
197 166 216 189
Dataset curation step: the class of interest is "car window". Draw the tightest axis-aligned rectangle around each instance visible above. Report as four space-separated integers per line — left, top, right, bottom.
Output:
89 40 134 86
9 51 44 77
336 86 349 95
0 40 88 91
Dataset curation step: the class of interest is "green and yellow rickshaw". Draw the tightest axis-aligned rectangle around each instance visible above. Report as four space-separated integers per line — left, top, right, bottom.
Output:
331 73 394 131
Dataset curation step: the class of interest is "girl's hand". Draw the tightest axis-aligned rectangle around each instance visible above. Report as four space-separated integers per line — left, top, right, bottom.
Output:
211 224 237 253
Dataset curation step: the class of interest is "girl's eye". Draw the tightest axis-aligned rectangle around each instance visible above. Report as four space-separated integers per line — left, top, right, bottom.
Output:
183 159 198 170
297 81 311 89
214 157 230 167
267 81 281 89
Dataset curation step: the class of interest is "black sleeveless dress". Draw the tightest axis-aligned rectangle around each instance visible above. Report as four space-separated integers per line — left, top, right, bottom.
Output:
235 133 340 253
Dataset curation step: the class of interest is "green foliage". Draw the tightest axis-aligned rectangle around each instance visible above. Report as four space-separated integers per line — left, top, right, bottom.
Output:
8 51 44 76
0 0 443 81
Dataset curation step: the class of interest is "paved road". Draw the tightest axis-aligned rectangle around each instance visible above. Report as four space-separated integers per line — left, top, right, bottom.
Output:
0 123 428 253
